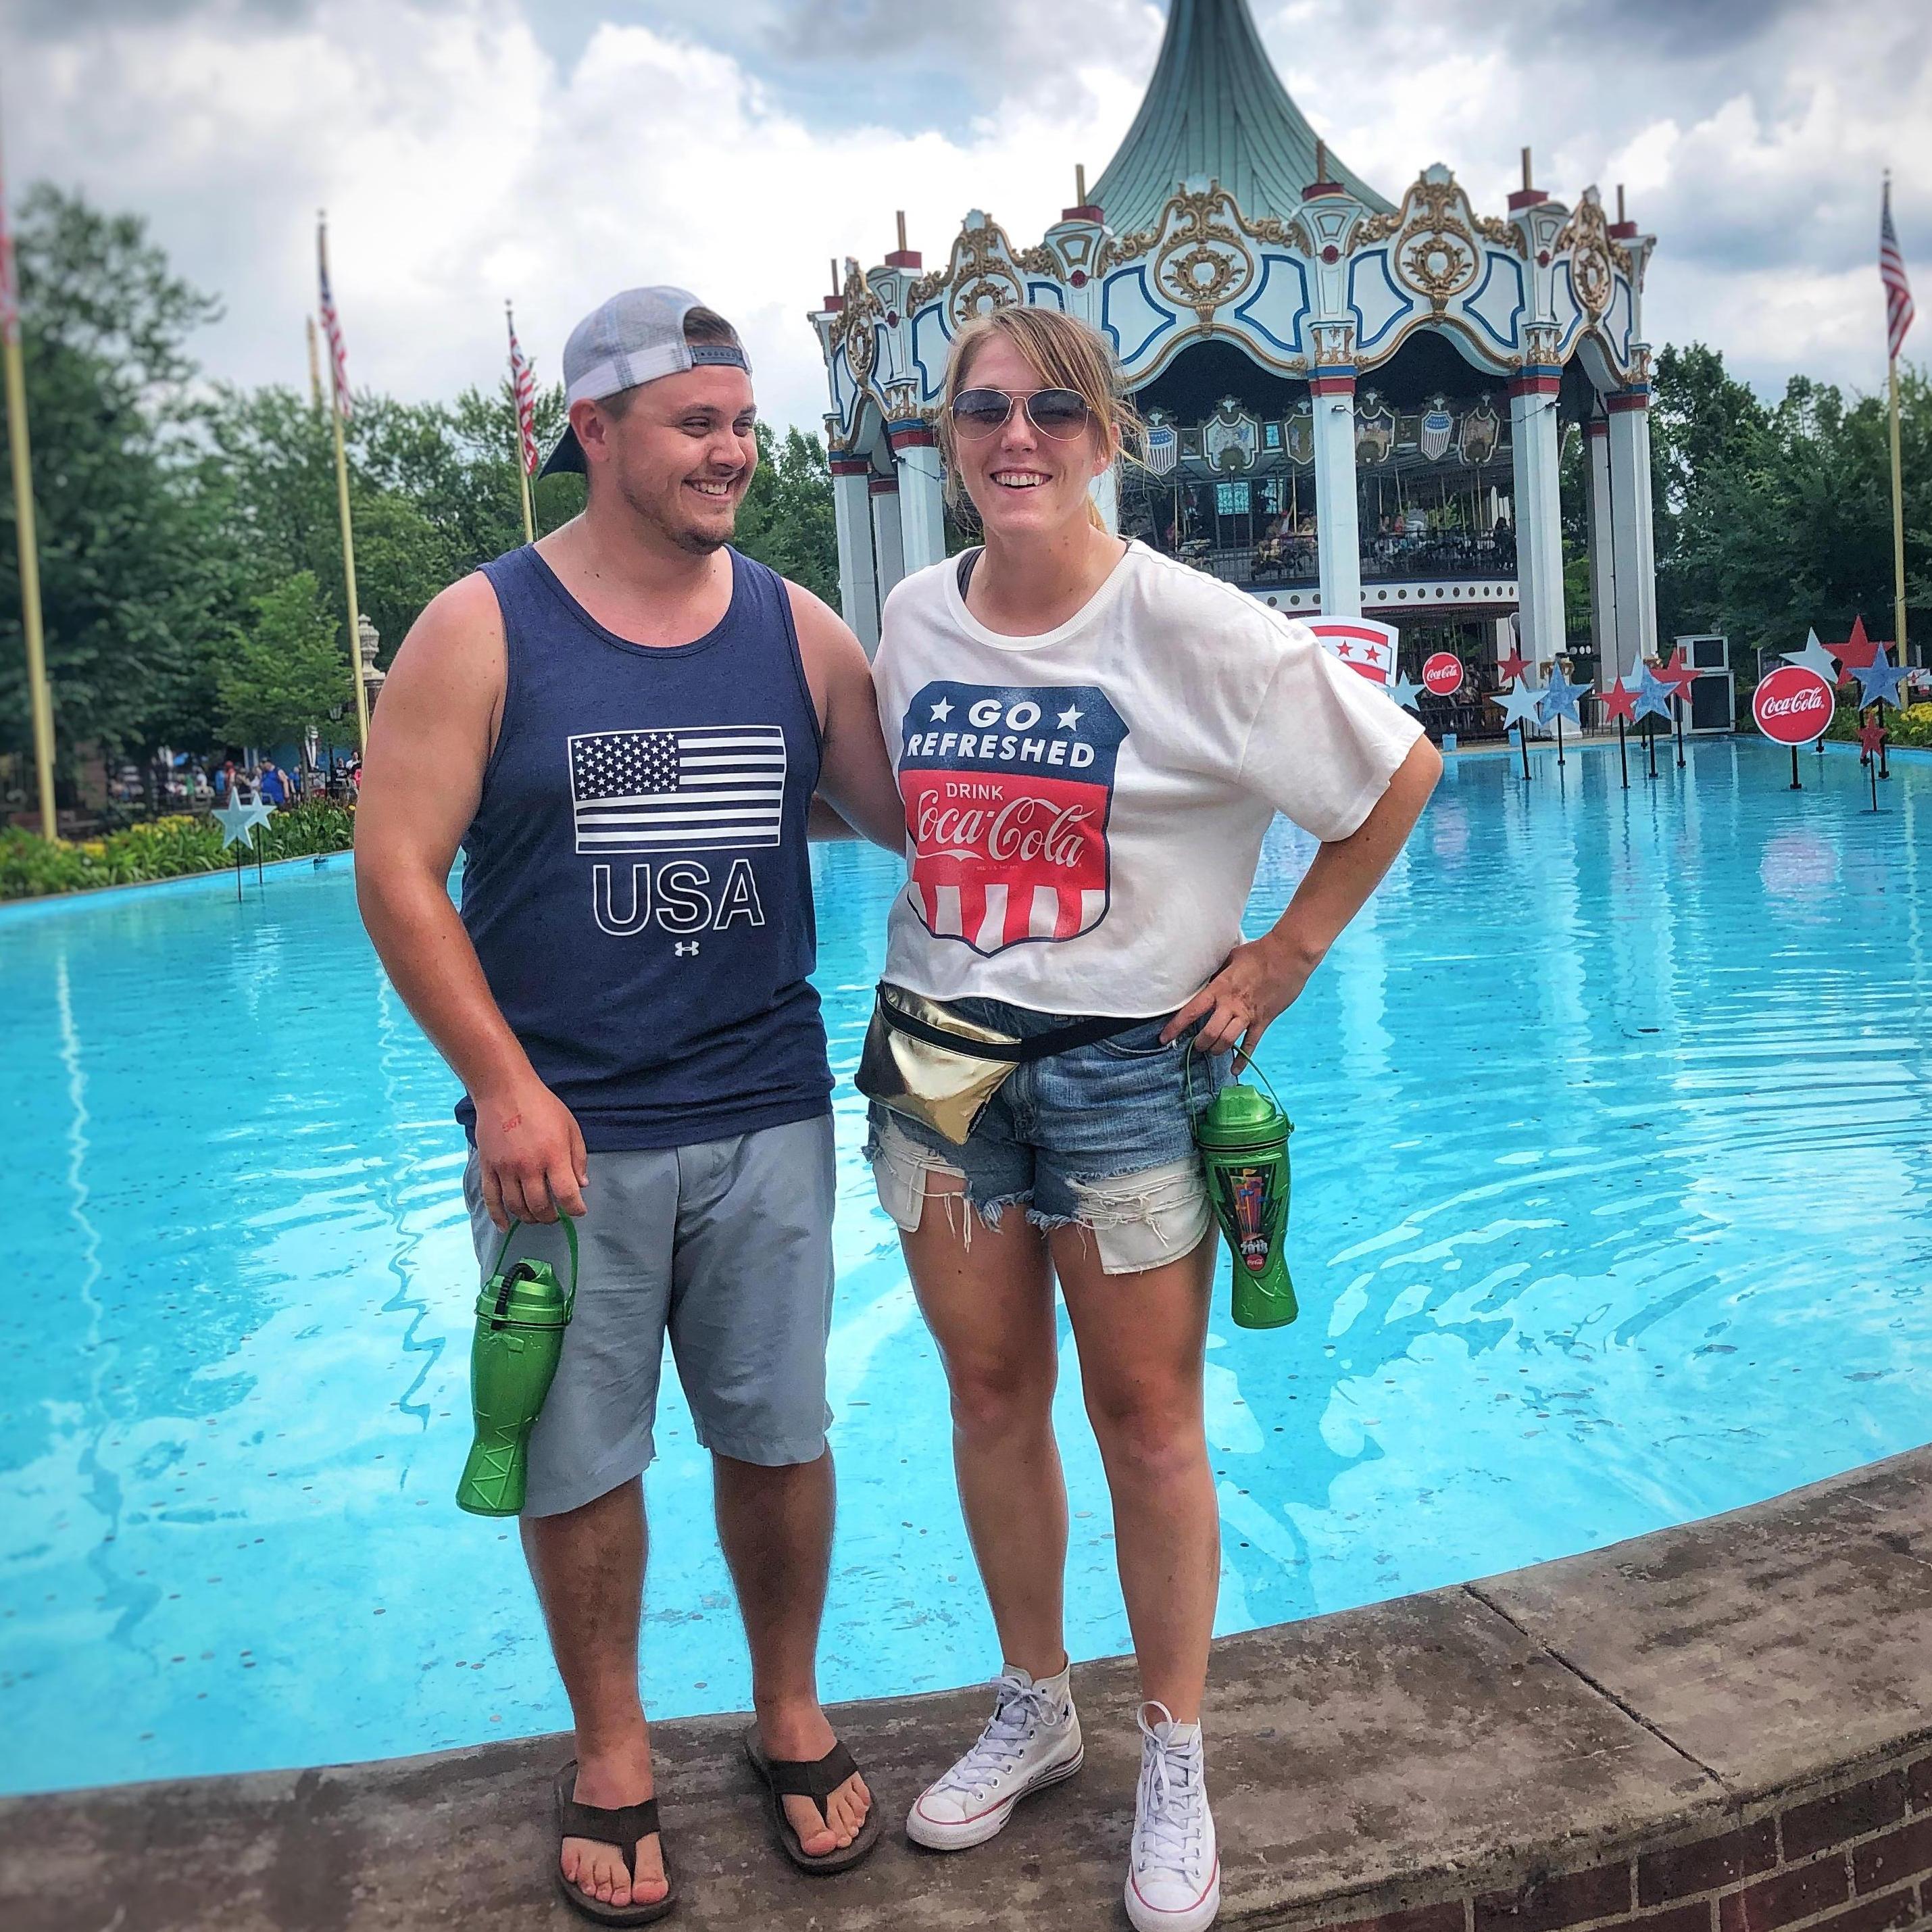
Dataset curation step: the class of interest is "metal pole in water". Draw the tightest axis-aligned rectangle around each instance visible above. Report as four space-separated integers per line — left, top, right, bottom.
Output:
1618 714 1629 789
1789 745 1801 791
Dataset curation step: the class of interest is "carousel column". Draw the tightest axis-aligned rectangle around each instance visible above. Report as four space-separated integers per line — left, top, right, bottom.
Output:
1585 418 1621 687
870 472 905 604
1508 366 1564 676
831 453 881 655
1310 366 1361 618
1607 386 1658 674
889 420 948 574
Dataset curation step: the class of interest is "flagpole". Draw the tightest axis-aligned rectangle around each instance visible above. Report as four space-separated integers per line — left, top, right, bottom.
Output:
3 309 55 840
318 214 369 751
1888 353 1906 665
506 299 537 545
0 125 56 840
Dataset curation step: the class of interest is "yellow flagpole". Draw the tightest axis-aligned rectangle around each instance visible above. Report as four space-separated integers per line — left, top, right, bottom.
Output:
318 214 370 751
520 462 537 545
3 323 56 839
1889 354 1907 666
0 109 55 839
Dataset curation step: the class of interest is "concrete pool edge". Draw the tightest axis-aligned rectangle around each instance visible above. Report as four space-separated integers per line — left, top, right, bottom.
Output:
3 1446 1927 1932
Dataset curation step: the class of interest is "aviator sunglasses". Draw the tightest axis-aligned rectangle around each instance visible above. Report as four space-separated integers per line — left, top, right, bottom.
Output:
949 386 1093 441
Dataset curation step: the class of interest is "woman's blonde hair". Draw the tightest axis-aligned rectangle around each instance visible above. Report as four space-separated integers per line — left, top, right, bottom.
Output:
936 305 1145 532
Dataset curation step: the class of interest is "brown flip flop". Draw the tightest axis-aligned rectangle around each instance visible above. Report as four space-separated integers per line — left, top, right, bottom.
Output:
741 1727 883 1874
553 1760 678 1925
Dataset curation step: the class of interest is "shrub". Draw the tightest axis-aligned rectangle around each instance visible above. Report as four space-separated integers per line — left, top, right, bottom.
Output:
0 798 355 901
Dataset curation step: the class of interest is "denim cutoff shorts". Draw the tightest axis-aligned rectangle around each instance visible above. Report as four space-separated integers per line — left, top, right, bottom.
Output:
864 996 1234 1277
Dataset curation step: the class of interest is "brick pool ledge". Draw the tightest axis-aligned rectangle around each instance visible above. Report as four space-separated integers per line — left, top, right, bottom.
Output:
4 1447 1928 1932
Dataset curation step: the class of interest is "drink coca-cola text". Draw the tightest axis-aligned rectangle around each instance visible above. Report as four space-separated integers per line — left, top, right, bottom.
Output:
914 787 1094 869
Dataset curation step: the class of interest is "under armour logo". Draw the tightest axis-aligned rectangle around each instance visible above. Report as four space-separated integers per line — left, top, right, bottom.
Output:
673 941 701 957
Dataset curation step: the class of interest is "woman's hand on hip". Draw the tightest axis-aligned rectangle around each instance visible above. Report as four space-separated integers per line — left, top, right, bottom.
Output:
1160 931 1322 1059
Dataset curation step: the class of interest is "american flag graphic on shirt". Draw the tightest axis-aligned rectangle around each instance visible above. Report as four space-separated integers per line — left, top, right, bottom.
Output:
568 726 787 853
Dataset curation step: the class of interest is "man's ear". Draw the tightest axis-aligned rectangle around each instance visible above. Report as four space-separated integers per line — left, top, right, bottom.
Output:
571 396 610 467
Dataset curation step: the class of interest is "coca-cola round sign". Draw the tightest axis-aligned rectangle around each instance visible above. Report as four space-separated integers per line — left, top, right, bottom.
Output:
1422 651 1465 697
1752 665 1834 745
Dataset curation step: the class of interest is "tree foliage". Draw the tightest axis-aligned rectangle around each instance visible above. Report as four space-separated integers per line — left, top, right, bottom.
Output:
1652 342 1930 657
216 570 351 749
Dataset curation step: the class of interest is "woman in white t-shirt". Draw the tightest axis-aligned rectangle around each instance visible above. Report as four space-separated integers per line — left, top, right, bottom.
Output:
868 307 1439 1932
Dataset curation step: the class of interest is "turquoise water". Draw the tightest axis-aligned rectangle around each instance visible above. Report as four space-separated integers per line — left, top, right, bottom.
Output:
5 738 1930 1797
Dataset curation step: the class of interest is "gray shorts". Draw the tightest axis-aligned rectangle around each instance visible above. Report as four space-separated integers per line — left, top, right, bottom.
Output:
462 1112 836 1518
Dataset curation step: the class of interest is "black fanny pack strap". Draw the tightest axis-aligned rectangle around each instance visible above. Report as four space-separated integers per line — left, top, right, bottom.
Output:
877 993 1167 1064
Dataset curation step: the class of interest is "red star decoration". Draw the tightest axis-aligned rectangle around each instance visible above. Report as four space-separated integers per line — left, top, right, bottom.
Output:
1858 714 1887 756
1658 646 1699 701
1497 644 1529 682
1829 615 1885 689
1600 677 1638 723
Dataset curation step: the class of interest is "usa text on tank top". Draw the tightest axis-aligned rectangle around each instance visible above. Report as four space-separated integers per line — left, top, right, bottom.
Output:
457 543 829 1152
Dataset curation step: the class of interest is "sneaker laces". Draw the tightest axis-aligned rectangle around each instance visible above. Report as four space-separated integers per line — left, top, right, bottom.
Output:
1133 1702 1207 1876
931 1671 1064 1801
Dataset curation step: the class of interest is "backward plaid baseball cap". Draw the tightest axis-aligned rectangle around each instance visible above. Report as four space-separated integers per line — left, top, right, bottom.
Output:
539 286 751 478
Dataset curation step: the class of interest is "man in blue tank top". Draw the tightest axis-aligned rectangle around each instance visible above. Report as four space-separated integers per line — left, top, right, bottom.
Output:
357 288 904 1918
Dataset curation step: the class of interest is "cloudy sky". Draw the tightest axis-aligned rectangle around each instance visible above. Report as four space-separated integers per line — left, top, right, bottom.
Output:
3 0 1927 434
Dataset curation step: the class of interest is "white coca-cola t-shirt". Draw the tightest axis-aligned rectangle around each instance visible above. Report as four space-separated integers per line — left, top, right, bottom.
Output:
873 541 1425 1017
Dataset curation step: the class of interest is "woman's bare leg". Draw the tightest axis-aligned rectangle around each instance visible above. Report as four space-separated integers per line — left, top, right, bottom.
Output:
1053 1228 1218 1722
901 1183 1068 1679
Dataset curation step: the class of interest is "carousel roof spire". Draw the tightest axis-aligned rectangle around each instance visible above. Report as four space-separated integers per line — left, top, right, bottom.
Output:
1089 0 1392 232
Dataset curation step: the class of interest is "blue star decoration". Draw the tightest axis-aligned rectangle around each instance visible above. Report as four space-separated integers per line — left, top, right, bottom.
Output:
1631 664 1676 725
1537 663 1587 726
1489 681 1545 732
213 793 274 850
1853 645 1907 712
1386 670 1424 713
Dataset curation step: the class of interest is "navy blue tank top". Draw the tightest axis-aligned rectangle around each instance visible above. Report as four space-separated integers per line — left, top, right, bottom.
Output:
456 544 830 1150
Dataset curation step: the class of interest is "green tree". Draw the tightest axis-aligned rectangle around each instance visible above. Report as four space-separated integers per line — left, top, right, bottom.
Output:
734 422 839 605
0 186 237 779
216 571 351 749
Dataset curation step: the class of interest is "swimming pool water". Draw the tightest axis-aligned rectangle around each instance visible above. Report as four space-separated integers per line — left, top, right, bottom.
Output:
5 739 1929 1795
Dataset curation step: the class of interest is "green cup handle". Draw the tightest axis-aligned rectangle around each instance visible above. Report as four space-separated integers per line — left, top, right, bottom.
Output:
485 1212 580 1322
1181 1035 1287 1115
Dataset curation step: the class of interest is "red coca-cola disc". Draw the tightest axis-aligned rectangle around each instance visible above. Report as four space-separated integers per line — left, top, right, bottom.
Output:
1752 665 1834 745
1422 651 1464 697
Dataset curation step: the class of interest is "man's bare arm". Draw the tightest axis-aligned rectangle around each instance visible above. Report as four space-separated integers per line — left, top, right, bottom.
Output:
354 574 587 1229
787 581 906 851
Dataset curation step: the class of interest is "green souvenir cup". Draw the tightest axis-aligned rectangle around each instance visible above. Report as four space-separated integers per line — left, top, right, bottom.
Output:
1191 1058 1298 1330
455 1216 578 1517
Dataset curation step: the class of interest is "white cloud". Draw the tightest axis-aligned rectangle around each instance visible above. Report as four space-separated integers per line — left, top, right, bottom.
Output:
3 0 1929 430
2 0 1145 432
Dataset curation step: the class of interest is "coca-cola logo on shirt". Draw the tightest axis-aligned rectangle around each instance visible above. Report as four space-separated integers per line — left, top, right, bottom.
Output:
897 680 1128 956
1752 666 1834 745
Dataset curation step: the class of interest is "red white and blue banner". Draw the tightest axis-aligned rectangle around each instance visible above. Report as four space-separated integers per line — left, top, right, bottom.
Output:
1308 617 1399 687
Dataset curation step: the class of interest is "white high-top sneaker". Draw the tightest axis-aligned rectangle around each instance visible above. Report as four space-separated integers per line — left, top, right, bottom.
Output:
1124 1702 1220 1932
906 1661 1084 1850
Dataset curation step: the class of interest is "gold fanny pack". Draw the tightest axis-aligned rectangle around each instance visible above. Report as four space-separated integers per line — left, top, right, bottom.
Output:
855 982 1154 1146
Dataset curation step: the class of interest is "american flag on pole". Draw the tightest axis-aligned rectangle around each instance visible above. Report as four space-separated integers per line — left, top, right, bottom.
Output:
0 151 20 346
568 726 787 853
506 303 538 476
316 215 351 419
1881 177 1915 364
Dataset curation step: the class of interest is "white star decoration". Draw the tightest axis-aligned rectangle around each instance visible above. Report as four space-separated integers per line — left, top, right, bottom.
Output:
1489 681 1545 733
929 699 953 722
1056 705 1082 730
213 792 274 849
1781 628 1841 683
1385 671 1424 713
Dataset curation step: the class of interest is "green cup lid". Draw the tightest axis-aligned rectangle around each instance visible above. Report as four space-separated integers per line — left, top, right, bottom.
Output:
1195 1079 1290 1149
476 1259 570 1328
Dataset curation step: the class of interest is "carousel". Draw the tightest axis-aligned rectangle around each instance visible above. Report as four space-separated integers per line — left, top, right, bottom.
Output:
810 0 1659 716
